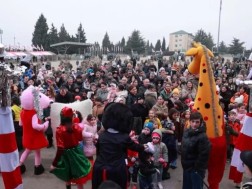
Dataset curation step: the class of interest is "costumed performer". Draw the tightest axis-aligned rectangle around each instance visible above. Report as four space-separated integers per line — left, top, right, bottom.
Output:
50 107 91 189
185 42 226 189
19 85 52 175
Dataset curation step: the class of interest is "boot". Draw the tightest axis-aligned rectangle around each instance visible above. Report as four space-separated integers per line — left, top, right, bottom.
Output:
34 164 45 175
162 171 170 180
66 185 71 189
162 166 170 180
20 164 26 174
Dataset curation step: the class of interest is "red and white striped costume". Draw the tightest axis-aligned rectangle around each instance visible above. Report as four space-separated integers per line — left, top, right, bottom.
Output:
229 112 252 183
0 107 23 189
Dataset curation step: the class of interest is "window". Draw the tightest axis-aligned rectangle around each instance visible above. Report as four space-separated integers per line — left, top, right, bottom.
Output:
175 35 178 37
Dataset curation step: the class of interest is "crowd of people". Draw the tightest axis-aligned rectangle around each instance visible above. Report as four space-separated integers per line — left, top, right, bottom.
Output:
4 52 252 189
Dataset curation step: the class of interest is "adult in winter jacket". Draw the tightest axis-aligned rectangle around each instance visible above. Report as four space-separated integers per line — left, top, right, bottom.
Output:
181 112 211 189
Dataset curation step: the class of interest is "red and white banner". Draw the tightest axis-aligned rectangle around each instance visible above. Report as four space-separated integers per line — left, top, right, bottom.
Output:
229 113 252 183
0 107 23 189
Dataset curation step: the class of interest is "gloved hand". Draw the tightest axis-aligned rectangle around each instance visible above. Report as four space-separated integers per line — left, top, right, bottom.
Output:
162 162 168 168
158 158 165 163
131 157 136 162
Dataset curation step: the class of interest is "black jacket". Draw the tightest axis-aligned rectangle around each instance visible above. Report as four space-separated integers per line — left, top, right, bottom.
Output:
55 92 74 103
181 125 211 171
138 133 152 144
138 152 156 177
92 130 145 189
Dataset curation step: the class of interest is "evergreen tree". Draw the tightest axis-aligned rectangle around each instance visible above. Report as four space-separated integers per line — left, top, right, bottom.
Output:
125 30 145 54
194 29 214 50
121 37 125 48
48 23 59 52
32 14 49 50
75 23 86 43
58 24 70 42
218 41 227 54
150 43 154 51
102 32 111 49
161 37 166 51
155 39 161 51
228 38 244 55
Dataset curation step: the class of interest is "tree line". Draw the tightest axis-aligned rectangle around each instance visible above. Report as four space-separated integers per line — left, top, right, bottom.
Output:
32 14 248 55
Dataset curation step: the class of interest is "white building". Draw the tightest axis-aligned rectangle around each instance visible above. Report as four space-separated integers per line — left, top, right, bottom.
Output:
169 30 194 52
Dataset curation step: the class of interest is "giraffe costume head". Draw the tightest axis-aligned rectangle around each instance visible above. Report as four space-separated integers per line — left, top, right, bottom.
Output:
186 42 223 138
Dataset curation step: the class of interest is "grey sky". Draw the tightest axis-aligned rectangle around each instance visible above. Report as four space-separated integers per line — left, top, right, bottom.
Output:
1 0 252 49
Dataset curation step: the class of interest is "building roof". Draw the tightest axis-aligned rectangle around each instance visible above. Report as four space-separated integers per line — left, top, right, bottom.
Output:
50 41 93 54
50 41 93 48
170 30 192 35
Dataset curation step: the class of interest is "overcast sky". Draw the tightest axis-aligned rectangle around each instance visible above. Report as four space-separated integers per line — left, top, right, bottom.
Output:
1 0 251 49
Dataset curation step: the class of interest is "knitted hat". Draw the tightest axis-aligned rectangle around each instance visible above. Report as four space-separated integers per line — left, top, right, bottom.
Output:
152 132 161 139
152 129 162 139
60 107 74 119
144 122 154 132
240 150 252 172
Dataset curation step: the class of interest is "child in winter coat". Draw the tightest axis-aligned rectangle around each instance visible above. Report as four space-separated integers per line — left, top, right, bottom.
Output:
127 131 140 189
147 129 168 189
144 109 162 129
138 122 154 144
138 151 158 189
226 110 241 161
82 114 98 162
233 103 247 125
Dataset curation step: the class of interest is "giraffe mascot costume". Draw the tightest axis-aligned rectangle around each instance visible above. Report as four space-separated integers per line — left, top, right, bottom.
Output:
185 42 226 189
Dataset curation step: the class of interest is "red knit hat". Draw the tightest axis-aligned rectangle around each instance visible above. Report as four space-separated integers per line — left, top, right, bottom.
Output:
61 107 74 118
152 132 161 139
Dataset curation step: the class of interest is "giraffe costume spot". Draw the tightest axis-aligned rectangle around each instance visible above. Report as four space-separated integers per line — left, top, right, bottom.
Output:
186 42 226 189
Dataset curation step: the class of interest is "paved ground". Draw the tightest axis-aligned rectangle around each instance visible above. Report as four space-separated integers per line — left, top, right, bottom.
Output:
0 146 250 189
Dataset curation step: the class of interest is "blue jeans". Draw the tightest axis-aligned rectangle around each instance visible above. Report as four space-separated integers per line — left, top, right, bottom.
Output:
138 174 153 189
182 169 205 189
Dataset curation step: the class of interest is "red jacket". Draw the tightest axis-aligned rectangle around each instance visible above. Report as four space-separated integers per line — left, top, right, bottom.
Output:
228 120 241 145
